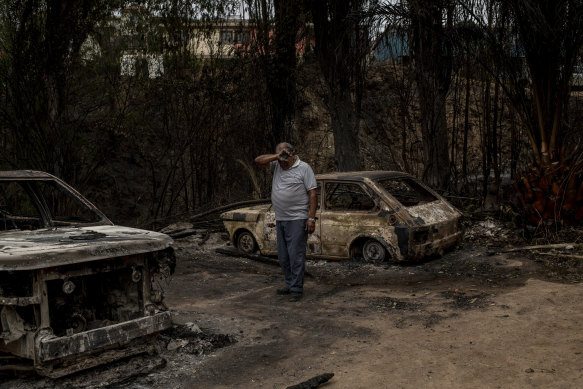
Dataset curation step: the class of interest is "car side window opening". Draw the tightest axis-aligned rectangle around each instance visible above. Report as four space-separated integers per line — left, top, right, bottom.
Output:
0 182 43 231
315 184 321 210
324 182 377 211
376 178 437 207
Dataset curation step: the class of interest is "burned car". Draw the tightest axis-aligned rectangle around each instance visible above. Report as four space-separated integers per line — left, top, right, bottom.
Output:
222 171 462 262
0 171 174 377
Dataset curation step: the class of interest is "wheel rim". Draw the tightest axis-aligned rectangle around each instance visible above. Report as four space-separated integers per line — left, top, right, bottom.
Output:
238 233 255 253
363 240 385 263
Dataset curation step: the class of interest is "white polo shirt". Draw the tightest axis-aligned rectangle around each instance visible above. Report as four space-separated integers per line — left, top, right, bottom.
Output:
270 158 317 221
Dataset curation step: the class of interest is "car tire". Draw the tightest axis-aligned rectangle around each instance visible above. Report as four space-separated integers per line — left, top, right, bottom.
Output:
237 231 257 254
362 239 386 263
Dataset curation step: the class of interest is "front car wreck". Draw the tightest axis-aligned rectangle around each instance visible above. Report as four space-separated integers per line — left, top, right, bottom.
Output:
0 171 175 377
221 171 462 262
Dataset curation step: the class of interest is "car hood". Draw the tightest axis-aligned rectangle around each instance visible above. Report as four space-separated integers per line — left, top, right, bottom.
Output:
0 225 172 270
221 204 271 222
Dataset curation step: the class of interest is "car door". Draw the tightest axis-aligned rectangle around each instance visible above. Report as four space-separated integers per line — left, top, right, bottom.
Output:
319 181 383 258
262 185 322 256
262 206 278 254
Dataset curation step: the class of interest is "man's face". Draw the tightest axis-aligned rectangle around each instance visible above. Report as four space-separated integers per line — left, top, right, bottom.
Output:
276 146 295 170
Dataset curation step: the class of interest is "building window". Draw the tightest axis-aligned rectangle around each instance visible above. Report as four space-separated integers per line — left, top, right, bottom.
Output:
220 30 233 44
147 55 164 79
120 55 137 76
120 54 164 79
235 31 250 44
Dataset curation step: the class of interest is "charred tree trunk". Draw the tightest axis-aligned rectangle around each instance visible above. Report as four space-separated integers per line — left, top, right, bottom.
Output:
462 56 471 191
409 0 453 189
329 87 360 171
248 0 304 148
450 70 459 187
418 87 451 188
481 80 491 202
267 0 303 146
311 0 365 171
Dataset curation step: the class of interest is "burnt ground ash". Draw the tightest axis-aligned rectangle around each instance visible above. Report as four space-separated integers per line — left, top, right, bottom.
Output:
160 323 236 355
367 284 493 330
529 253 583 282
440 291 491 309
371 297 423 312
3 220 583 388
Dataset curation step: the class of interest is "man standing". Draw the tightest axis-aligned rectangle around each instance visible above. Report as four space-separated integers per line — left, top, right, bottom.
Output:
255 142 317 301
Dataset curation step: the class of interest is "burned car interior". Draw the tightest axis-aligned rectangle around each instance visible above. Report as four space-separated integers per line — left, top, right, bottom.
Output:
376 177 438 207
0 171 174 378
324 182 378 211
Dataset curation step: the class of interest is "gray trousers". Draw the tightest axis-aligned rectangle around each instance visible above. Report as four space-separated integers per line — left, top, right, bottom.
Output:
276 219 308 293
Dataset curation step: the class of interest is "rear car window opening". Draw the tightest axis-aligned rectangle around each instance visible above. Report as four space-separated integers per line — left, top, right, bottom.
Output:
376 178 438 207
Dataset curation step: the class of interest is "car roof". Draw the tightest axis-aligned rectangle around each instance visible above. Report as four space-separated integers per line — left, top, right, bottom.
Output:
315 170 411 182
0 170 57 180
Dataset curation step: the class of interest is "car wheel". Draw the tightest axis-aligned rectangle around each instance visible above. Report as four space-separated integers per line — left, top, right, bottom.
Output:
237 231 257 254
362 239 386 263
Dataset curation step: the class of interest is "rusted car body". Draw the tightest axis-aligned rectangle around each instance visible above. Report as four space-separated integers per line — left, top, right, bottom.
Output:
222 171 462 262
0 171 174 377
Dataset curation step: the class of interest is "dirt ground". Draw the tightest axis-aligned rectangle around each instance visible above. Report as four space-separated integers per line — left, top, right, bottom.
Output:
2 220 583 388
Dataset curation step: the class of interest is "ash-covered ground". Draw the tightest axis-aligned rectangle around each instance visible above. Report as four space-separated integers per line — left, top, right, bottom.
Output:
3 218 583 388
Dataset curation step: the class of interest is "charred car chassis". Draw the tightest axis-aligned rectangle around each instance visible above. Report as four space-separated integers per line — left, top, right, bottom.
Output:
0 171 174 377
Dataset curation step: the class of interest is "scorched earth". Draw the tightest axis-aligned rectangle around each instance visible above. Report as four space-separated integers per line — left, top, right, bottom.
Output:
3 220 583 388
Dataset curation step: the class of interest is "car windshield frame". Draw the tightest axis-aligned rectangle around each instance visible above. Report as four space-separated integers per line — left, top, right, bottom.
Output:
0 176 111 232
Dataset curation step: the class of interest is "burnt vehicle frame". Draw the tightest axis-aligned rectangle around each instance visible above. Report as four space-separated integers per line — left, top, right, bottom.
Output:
0 171 174 377
222 171 462 262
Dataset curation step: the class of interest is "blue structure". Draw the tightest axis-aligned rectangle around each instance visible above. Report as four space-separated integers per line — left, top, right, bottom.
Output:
373 30 409 63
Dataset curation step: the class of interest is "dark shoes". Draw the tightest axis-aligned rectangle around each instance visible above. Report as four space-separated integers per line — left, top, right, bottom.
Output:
288 292 303 302
276 287 303 301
